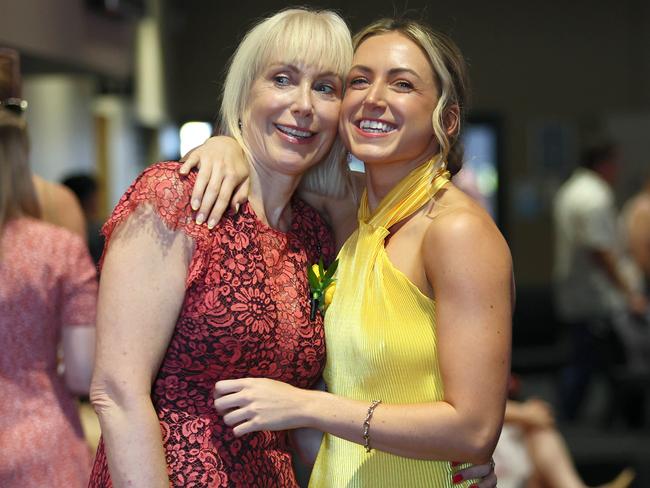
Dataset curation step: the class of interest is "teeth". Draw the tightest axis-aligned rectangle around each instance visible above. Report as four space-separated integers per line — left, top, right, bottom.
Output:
359 120 396 132
276 124 314 138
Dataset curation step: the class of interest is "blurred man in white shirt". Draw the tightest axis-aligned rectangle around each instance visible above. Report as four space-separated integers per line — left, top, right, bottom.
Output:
553 142 647 421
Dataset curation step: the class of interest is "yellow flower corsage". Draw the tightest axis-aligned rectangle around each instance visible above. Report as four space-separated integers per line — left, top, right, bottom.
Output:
307 257 338 320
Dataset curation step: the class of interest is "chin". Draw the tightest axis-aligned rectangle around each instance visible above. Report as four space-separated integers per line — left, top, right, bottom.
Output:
276 157 320 175
349 148 394 166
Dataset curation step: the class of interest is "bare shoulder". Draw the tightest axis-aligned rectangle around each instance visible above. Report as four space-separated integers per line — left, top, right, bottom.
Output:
33 174 86 238
423 184 511 270
52 181 81 208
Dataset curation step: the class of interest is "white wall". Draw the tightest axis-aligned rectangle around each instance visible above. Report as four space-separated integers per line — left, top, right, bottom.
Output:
23 75 96 181
94 95 143 208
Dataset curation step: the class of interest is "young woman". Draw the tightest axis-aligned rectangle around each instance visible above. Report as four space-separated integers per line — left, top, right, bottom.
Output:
187 17 512 488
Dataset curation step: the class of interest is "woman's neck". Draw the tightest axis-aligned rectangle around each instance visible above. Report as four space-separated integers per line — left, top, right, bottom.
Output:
248 162 302 231
364 153 439 212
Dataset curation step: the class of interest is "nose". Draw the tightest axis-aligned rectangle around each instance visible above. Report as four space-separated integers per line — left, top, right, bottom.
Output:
291 83 313 118
362 82 387 111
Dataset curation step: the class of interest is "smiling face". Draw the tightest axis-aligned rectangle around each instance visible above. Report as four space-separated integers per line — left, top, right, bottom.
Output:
340 31 441 168
242 62 342 176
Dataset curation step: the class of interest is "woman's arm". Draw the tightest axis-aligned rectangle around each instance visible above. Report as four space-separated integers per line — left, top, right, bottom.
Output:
504 399 555 430
178 136 360 246
214 209 512 464
62 325 95 395
288 378 327 467
90 205 192 488
179 136 250 228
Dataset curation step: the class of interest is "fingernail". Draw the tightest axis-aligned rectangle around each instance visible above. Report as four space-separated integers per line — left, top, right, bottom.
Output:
196 213 205 225
234 203 240 213
451 461 461 467
207 218 216 229
452 473 463 484
192 199 200 210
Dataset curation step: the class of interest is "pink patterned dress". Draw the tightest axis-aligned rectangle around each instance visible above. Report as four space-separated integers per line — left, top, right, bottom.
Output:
0 218 97 487
88 162 333 487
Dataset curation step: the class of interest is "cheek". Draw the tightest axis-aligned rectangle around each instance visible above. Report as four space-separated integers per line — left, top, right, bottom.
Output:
402 100 435 133
338 104 357 140
248 87 287 116
338 117 351 149
318 102 341 136
340 93 357 120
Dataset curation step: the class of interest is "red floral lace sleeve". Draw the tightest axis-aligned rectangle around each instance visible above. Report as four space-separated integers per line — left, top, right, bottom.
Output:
100 161 212 287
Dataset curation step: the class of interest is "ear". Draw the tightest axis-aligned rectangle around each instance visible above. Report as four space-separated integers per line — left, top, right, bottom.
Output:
443 104 460 138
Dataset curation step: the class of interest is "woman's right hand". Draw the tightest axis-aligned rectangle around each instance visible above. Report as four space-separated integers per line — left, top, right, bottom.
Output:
179 135 250 228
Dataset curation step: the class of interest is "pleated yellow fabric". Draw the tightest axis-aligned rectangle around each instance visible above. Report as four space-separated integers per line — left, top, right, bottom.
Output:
309 157 474 487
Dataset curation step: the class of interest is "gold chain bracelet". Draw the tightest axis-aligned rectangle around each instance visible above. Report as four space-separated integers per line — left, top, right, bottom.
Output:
362 400 382 452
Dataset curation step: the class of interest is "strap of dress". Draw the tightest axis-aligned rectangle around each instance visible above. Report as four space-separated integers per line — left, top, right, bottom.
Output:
359 156 450 231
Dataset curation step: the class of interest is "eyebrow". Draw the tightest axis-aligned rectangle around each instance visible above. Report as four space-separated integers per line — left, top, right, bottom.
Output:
266 63 340 79
349 64 424 81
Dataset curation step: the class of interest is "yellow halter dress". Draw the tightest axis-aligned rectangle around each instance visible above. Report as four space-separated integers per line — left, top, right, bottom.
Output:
309 158 473 487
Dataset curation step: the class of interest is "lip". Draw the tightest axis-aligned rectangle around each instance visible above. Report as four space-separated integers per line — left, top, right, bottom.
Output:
274 123 317 145
352 118 398 138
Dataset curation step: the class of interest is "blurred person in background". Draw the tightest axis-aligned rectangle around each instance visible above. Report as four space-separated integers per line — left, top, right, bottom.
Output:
0 50 97 487
621 170 650 298
62 173 105 265
553 141 648 422
454 163 636 488
33 172 86 239
0 47 86 240
494 378 634 488
607 169 650 426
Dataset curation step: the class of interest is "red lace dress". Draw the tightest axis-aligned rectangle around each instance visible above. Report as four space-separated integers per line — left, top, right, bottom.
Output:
88 162 333 487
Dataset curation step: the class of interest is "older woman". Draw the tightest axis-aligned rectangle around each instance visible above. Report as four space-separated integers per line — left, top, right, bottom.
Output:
186 16 511 488
88 8 350 488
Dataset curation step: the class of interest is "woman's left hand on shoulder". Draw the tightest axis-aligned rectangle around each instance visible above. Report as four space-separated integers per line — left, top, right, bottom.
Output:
213 378 310 436
179 135 250 228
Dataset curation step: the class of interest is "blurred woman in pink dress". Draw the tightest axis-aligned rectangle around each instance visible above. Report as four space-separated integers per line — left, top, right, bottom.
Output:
0 79 97 486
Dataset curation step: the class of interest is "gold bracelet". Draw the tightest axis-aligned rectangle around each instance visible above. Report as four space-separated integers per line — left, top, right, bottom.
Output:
363 399 382 453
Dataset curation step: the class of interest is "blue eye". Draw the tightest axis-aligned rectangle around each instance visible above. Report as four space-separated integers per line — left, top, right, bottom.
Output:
316 83 335 94
274 75 290 86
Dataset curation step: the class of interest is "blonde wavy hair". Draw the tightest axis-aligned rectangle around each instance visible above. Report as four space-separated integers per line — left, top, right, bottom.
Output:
353 19 470 175
219 8 353 197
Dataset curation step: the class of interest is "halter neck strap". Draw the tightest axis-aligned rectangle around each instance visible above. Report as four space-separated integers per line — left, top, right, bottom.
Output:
359 156 450 231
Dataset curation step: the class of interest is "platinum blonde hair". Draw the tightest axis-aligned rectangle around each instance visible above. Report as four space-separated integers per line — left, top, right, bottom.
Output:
353 19 470 175
219 8 353 197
